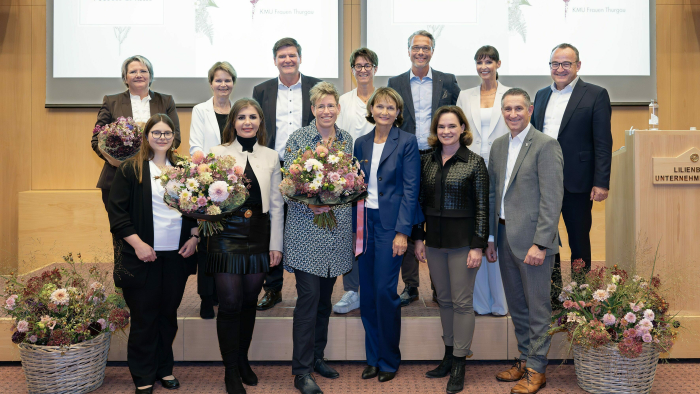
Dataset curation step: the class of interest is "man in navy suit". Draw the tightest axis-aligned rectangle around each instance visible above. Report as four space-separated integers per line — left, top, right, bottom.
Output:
530 43 612 288
252 37 322 311
387 30 460 306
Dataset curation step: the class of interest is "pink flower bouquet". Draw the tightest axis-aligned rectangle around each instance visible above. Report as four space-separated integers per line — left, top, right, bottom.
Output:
157 151 249 236
92 116 143 161
280 140 367 230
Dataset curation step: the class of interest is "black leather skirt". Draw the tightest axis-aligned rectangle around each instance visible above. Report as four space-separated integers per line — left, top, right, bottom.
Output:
205 204 270 274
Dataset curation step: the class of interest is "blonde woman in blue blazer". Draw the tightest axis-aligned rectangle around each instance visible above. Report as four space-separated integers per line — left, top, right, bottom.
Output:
455 46 509 318
353 87 423 383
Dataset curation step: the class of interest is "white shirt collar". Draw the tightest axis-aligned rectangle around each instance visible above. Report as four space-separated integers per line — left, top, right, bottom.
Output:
509 124 531 143
410 68 433 81
550 76 579 93
130 92 151 102
278 74 303 89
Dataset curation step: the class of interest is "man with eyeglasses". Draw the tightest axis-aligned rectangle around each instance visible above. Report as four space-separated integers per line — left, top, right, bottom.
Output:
253 37 322 311
387 30 461 307
530 43 612 304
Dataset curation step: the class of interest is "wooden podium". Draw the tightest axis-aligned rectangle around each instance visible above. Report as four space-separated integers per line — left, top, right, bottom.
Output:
606 130 700 315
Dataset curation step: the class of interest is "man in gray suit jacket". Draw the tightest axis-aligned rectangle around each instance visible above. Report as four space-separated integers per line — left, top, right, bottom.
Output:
486 88 563 394
387 29 460 306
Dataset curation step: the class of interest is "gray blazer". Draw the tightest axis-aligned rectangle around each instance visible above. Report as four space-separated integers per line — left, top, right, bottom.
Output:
488 126 564 260
387 69 460 135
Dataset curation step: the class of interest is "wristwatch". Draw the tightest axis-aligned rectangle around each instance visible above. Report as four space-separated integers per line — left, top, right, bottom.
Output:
535 243 546 251
189 234 200 242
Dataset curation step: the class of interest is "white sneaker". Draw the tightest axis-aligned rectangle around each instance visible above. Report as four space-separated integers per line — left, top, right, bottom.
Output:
333 291 360 314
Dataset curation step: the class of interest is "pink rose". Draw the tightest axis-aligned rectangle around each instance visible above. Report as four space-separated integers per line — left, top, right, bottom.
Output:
196 196 208 207
290 164 303 175
315 145 329 157
562 300 575 309
5 297 16 310
197 164 210 175
233 166 244 176
192 150 206 164
17 320 29 333
227 173 238 182
328 172 341 183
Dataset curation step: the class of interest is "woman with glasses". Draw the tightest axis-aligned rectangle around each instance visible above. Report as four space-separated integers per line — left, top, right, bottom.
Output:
332 47 379 315
189 61 238 320
283 82 354 394
92 55 180 211
108 114 198 394
206 98 284 394
354 87 422 383
455 46 509 321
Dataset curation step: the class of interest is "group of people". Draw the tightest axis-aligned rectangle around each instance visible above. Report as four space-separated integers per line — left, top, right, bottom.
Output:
94 30 612 394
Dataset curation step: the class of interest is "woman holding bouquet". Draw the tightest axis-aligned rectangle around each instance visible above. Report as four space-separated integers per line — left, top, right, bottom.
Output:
189 61 238 320
413 106 489 394
353 87 422 382
92 55 181 210
283 82 353 394
206 98 284 394
108 113 198 394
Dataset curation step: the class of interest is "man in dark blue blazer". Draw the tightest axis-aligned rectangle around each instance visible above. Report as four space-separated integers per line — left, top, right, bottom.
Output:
252 37 322 311
387 29 460 306
530 43 612 285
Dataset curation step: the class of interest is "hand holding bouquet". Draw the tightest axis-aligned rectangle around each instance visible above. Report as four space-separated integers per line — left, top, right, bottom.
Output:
157 150 249 236
279 140 367 230
92 116 143 164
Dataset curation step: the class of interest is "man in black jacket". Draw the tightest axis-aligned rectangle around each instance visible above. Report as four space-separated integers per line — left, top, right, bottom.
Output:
252 37 322 311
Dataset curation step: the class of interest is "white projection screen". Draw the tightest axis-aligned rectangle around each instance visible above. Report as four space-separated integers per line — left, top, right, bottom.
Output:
47 0 341 106
365 0 656 104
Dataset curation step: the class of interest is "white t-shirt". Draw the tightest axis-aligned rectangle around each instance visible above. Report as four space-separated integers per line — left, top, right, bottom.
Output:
337 88 375 147
479 107 493 162
149 161 183 251
366 142 385 209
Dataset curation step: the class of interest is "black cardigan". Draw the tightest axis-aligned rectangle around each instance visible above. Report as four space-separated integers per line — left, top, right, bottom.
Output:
107 160 197 288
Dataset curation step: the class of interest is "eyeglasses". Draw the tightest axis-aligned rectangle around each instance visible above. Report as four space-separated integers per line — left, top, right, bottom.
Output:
411 46 433 53
353 64 375 71
549 61 576 70
151 131 174 139
315 104 338 112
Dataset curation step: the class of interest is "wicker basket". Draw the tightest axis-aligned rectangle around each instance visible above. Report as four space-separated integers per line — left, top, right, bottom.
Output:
18 332 111 394
573 342 660 394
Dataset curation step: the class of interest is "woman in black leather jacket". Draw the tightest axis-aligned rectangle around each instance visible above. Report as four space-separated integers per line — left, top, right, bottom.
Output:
413 105 489 394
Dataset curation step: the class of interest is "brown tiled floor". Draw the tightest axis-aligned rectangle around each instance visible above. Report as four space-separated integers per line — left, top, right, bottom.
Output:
1 360 698 393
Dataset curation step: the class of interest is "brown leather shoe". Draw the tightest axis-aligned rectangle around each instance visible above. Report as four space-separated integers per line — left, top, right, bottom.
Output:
510 368 546 394
496 358 526 382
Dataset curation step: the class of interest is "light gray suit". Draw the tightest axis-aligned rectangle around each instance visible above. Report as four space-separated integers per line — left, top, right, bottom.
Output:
488 125 563 373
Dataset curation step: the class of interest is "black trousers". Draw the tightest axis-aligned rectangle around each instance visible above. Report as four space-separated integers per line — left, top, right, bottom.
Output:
292 270 337 375
121 251 190 387
400 239 420 287
196 236 216 298
561 190 594 269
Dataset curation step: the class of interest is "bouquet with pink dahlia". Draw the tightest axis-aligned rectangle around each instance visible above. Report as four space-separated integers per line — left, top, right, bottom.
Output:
92 116 143 161
280 140 367 229
157 150 249 236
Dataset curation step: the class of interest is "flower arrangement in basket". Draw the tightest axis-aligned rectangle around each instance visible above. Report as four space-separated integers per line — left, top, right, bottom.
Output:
157 150 249 236
549 259 680 357
92 116 143 161
279 140 367 229
3 253 130 346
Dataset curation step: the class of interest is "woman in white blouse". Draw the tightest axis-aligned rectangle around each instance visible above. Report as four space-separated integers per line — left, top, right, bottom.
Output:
207 98 284 393
333 47 379 314
189 61 237 319
455 45 509 317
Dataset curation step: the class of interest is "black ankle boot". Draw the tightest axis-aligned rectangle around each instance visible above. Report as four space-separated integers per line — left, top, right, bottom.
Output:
425 345 453 378
238 305 258 386
217 310 245 393
446 356 466 394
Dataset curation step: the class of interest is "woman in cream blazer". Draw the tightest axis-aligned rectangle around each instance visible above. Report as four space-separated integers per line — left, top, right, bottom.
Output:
207 98 284 393
455 45 509 317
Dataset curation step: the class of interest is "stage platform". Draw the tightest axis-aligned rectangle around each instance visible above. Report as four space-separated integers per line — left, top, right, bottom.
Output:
2 262 700 362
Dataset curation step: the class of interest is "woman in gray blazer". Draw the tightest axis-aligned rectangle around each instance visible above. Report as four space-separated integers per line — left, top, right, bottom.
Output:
455 46 509 317
91 55 180 210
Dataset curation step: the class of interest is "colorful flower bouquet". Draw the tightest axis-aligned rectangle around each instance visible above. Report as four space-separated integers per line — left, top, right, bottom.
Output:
157 150 249 236
3 253 130 347
279 140 367 230
549 259 680 358
92 116 143 161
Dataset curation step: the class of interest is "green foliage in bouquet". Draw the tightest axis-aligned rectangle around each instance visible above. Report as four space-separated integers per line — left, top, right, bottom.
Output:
3 253 130 346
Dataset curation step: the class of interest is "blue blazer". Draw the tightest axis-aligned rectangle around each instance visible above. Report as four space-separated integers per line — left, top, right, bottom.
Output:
353 126 423 237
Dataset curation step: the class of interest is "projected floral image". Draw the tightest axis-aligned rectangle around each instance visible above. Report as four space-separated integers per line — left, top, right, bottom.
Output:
508 0 530 43
114 27 131 56
195 0 218 44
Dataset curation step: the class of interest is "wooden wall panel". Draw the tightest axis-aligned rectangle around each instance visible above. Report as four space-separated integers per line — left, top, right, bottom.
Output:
668 5 700 130
0 5 33 274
